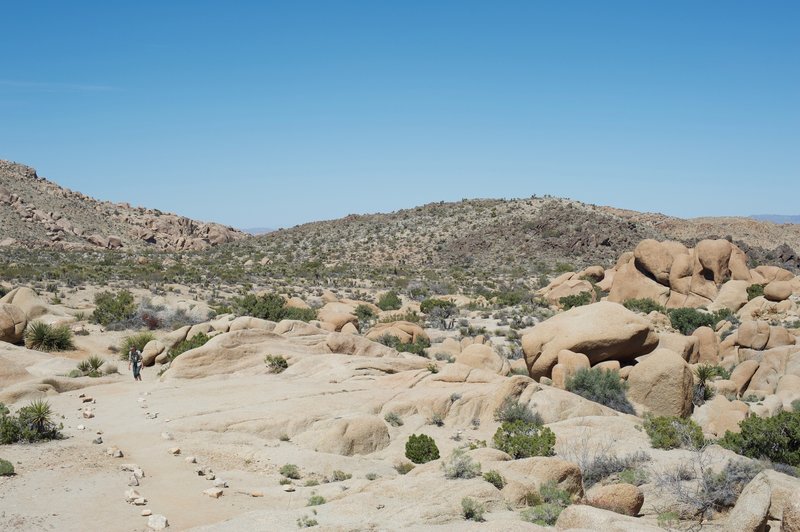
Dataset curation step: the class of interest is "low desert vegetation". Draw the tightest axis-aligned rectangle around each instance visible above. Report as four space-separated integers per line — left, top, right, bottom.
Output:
461 497 485 522
519 481 572 526
376 334 431 356
0 400 62 444
668 307 732 335
232 293 316 322
376 291 402 311
565 367 635 414
280 463 301 479
644 415 705 450
559 291 592 310
119 331 155 360
493 420 555 459
0 457 14 476
384 412 403 427
623 297 666 314
168 332 211 362
71 355 106 378
494 397 543 425
483 470 505 489
92 289 136 327
746 283 765 300
405 434 440 464
24 321 74 352
442 449 481 479
265 354 289 373
718 410 800 467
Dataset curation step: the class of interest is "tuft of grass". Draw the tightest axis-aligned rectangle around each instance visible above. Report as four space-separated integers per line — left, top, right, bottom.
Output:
331 470 352 482
384 412 404 427
442 449 481 479
25 321 74 352
280 464 301 479
265 354 289 373
394 462 415 475
461 497 486 522
307 494 326 506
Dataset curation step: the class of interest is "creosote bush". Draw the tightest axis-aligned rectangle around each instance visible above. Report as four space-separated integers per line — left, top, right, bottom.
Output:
232 293 316 322
493 420 555 459
376 334 431 356
623 298 666 314
25 321 74 352
644 415 704 450
461 497 485 522
483 470 505 489
377 291 402 311
668 307 731 335
718 410 800 466
405 433 440 464
168 332 211 362
280 463 301 479
559 291 591 310
442 449 481 479
92 290 136 327
565 367 635 414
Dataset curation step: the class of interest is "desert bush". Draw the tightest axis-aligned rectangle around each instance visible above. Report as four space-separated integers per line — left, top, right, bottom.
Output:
644 416 704 450
296 515 318 528
73 355 105 378
280 464 301 479
0 458 14 476
232 293 316 322
331 470 351 481
307 494 325 506
702 459 764 508
405 434 440 464
483 470 505 489
565 367 635 414
618 467 650 486
461 497 485 522
623 298 666 314
718 410 800 466
119 332 155 360
168 332 211 362
668 308 730 335
92 290 136 326
394 462 415 475
559 292 592 310
25 321 74 352
376 334 430 356
265 354 289 373
420 298 458 329
494 397 543 425
493 420 555 459
582 450 651 488
520 480 572 525
747 284 765 300
442 449 481 479
384 412 403 427
354 304 376 329
377 291 402 311
1 399 62 444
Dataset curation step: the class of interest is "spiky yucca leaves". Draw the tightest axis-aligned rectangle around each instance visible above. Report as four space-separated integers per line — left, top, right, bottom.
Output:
25 321 75 352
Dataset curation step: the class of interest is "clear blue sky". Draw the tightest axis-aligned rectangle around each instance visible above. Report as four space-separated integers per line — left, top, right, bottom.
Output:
1 1 797 229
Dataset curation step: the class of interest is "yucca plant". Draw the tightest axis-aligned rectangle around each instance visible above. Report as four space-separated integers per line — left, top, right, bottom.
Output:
25 321 75 352
76 360 92 374
16 399 61 441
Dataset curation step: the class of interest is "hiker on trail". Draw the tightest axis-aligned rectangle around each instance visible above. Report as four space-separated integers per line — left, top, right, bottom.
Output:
128 346 143 381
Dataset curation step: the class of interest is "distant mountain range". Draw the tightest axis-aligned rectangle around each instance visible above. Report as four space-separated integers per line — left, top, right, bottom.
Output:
751 215 800 224
242 227 276 235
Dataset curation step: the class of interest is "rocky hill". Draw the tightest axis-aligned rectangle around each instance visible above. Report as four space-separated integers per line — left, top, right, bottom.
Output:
228 197 800 278
0 160 245 251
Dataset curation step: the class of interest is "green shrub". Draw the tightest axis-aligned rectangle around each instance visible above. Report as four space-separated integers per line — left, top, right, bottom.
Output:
793 399 800 413
668 308 730 335
1 399 62 444
331 470 351 482
296 515 318 528
280 464 301 479
307 494 326 506
265 354 288 373
0 458 14 476
25 321 74 352
232 293 316 322
521 503 563 525
493 420 555 459
442 449 481 479
494 397 543 425
644 416 704 450
376 334 431 356
119 332 155 360
559 292 592 310
74 355 105 378
92 290 136 326
168 332 211 362
394 462 415 475
581 450 651 488
405 434 440 464
623 298 666 314
718 411 800 466
747 284 765 300
377 291 402 311
483 470 505 489
461 497 485 522
565 367 635 414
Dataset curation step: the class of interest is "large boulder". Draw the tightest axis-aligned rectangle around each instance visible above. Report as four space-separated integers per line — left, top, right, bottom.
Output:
784 490 800 532
316 302 357 332
313 415 390 456
710 280 750 312
695 239 734 284
586 483 644 516
738 321 772 350
141 340 166 367
627 349 694 417
555 504 662 531
522 302 658 381
764 281 793 302
366 321 429 345
607 259 670 306
723 472 771 532
0 303 27 344
456 344 510 375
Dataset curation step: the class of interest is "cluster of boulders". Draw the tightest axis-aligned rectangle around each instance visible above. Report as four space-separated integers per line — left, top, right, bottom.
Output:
540 238 800 311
